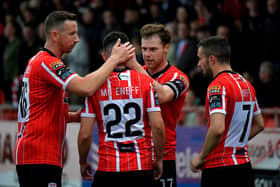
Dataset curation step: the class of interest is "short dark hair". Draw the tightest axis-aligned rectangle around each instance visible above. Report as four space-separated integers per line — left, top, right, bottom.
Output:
103 31 129 55
44 11 77 38
140 24 171 45
198 36 231 64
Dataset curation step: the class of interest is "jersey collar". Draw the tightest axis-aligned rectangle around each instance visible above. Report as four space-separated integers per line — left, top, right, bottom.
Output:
214 70 236 80
147 64 171 79
41 48 57 58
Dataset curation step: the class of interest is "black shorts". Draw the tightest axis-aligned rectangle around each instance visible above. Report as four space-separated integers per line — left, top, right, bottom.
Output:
154 160 176 187
92 170 154 187
16 164 62 187
201 162 255 187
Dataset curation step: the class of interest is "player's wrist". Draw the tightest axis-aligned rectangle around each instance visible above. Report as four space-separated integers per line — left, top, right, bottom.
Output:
198 152 206 162
108 55 120 66
79 159 87 165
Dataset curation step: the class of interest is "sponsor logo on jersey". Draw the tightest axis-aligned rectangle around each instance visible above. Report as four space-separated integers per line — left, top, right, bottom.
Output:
56 66 73 80
48 183 57 187
154 91 159 106
50 61 64 70
117 143 136 152
209 85 221 94
209 94 222 109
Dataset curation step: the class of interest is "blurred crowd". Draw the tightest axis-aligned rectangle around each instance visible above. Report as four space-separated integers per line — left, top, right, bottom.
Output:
1 0 280 112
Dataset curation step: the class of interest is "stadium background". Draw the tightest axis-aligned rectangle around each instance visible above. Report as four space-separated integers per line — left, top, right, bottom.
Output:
1 0 280 186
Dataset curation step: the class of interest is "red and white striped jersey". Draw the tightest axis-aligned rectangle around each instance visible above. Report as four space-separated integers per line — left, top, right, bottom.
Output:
145 64 189 160
15 48 77 167
81 69 160 172
202 70 261 169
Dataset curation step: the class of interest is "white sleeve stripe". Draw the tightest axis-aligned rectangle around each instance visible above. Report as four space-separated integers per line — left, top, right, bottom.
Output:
255 98 261 114
41 62 77 90
171 72 178 81
81 113 96 118
64 74 78 90
42 62 65 86
222 86 226 111
254 110 261 116
85 97 90 113
149 83 155 108
165 82 179 98
210 109 226 115
147 108 161 112
114 142 120 171
134 140 142 170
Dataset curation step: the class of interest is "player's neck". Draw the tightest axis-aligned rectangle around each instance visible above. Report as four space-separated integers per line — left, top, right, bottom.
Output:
148 60 168 75
213 64 232 77
44 42 63 58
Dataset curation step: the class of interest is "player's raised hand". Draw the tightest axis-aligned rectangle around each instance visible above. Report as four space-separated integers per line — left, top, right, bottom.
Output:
80 163 93 180
111 39 135 64
124 52 139 69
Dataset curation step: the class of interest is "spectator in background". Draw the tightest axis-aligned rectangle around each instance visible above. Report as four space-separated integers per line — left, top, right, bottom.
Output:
263 0 280 72
122 7 141 39
255 61 280 108
189 19 200 38
238 0 265 79
63 26 90 105
180 88 200 127
216 24 230 40
149 3 165 23
176 6 190 23
101 9 122 39
195 24 211 42
187 24 212 106
2 20 22 103
165 21 177 65
37 22 45 41
176 22 198 76
160 0 179 23
80 7 103 71
20 23 43 74
216 24 246 74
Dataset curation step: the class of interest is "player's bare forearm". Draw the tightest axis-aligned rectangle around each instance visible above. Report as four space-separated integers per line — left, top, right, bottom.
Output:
249 114 264 140
78 118 95 164
153 82 175 104
78 133 91 165
67 40 134 96
200 113 225 160
149 112 165 160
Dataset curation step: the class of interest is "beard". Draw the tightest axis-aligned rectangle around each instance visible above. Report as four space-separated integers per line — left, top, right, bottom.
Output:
202 61 213 78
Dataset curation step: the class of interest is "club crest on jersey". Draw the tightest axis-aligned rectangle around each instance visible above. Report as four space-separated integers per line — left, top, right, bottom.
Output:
179 75 187 86
48 183 57 187
209 85 221 94
50 61 63 70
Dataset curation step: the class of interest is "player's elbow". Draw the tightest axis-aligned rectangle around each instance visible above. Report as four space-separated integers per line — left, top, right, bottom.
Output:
212 124 225 137
79 87 95 97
